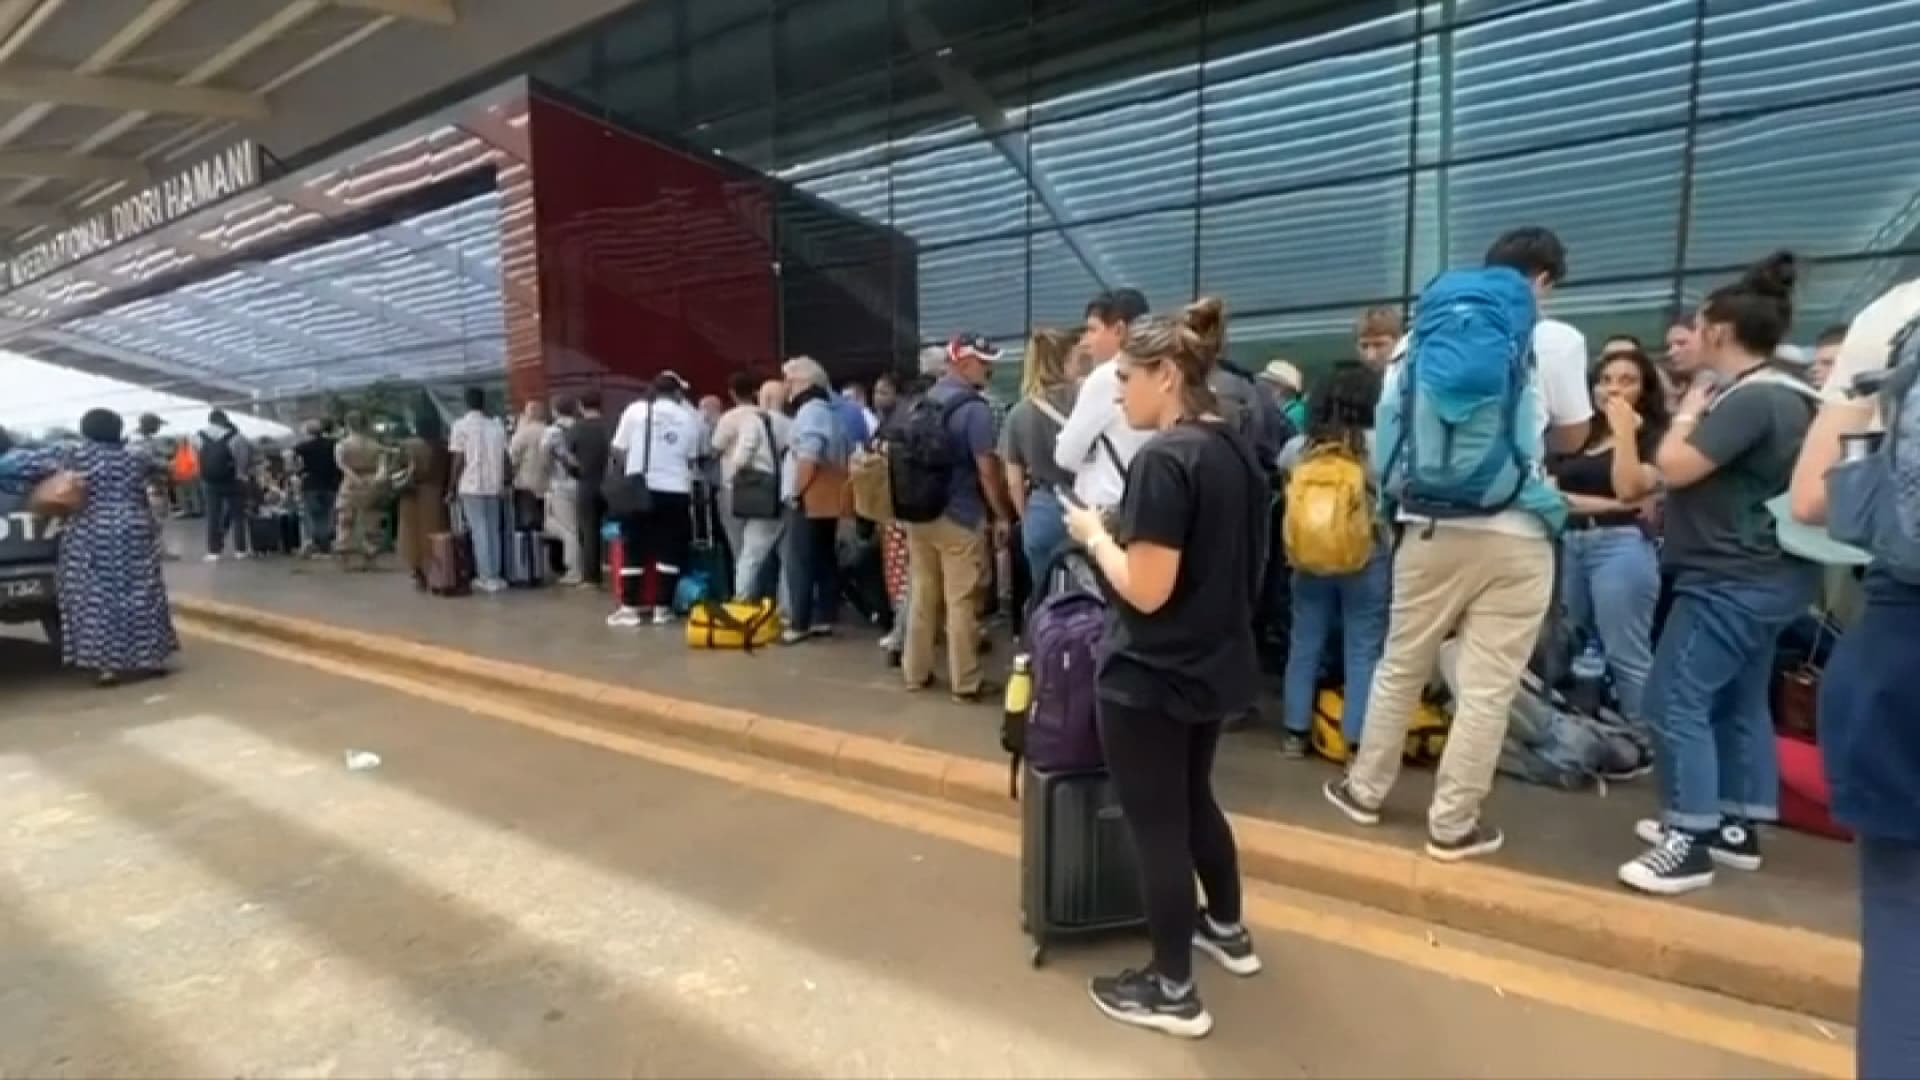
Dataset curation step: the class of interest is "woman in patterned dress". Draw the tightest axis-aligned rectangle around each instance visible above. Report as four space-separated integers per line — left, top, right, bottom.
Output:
394 398 451 591
0 409 178 686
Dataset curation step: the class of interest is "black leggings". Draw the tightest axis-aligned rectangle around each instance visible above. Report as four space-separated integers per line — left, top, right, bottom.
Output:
1098 697 1242 984
619 491 692 609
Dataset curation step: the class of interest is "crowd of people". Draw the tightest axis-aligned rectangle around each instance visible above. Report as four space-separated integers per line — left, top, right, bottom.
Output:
495 224 1902 1053
5 221 1914 1068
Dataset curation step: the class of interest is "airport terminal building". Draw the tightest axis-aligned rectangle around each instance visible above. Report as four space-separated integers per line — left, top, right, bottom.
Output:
0 0 1913 414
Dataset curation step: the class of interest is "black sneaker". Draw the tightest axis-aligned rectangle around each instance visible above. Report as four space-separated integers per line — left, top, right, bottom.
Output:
1426 823 1505 863
1633 818 1762 871
1323 778 1380 826
1192 910 1261 976
1618 830 1716 895
952 679 1000 706
1710 820 1763 872
1087 969 1212 1039
1280 731 1310 760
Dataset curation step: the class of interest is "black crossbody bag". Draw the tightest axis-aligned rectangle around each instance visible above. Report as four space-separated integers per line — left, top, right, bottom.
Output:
730 411 782 520
604 406 655 517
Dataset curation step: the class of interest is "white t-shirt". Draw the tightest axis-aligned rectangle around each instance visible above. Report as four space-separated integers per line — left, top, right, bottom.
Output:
1825 277 1920 402
1531 318 1596 433
613 398 703 496
1389 317 1594 539
447 411 508 498
1052 358 1153 509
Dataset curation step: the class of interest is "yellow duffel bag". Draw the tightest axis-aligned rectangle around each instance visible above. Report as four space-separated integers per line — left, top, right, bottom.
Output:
686 598 781 651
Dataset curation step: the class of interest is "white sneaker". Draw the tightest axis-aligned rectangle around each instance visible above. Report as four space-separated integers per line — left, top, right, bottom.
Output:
234 551 252 561
1619 830 1716 896
650 607 676 626
202 553 222 563
606 607 645 628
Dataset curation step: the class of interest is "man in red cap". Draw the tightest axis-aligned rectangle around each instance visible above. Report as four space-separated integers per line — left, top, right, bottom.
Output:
897 332 1017 703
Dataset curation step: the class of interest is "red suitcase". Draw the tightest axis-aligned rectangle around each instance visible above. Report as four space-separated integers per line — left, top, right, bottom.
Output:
426 531 472 596
1777 734 1852 842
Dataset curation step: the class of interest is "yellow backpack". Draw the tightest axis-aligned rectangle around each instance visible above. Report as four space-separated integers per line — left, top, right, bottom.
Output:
1284 441 1374 576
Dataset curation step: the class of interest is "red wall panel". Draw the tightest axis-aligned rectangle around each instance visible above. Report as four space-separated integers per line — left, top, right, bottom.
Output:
526 94 776 409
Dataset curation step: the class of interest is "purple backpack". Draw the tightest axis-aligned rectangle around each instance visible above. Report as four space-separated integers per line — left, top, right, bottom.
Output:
1020 588 1106 775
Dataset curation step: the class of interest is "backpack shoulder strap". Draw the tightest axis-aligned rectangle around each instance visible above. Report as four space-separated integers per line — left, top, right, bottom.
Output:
1709 368 1821 411
1192 421 1270 596
940 390 983 421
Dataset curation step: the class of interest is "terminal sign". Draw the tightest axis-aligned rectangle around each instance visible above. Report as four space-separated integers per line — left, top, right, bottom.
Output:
2 140 263 293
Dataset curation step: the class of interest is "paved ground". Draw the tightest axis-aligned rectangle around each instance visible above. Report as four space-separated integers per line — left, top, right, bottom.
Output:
164 553 1858 940
0 627 1838 1078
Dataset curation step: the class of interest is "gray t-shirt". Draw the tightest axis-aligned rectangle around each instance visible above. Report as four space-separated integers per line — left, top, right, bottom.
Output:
1663 377 1817 581
999 386 1078 496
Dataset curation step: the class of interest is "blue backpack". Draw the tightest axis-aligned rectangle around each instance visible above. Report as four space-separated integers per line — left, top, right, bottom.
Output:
1383 267 1538 520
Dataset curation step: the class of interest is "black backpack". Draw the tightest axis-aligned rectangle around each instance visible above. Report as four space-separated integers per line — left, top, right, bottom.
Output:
200 430 238 484
887 391 977 524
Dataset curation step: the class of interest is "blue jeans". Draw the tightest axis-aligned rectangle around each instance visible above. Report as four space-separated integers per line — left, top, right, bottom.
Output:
781 508 839 630
301 488 337 553
1560 526 1659 725
1644 567 1815 832
460 494 505 583
202 481 246 555
1022 489 1068 586
1861 836 1920 1080
1283 547 1391 740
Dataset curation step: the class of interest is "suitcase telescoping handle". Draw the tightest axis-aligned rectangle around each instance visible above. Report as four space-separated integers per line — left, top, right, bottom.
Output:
1040 547 1099 601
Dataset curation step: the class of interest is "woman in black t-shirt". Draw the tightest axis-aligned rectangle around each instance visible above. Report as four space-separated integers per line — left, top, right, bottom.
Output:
1063 299 1267 1040
1548 346 1668 736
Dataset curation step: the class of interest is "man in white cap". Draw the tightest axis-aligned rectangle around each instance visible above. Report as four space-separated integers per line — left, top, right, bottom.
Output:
900 332 1017 703
1256 359 1308 434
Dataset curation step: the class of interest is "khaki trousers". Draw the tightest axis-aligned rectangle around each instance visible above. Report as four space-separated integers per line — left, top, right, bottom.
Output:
1345 525 1554 842
902 516 987 695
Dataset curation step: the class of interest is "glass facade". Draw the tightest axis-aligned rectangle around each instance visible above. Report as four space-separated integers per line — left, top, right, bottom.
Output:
6 0 1915 421
518 0 1920 373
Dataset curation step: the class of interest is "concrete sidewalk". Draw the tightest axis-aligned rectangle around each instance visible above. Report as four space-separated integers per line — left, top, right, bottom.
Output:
164 555 1861 1020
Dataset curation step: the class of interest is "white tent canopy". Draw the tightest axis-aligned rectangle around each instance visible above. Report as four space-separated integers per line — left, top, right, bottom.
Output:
0 349 291 443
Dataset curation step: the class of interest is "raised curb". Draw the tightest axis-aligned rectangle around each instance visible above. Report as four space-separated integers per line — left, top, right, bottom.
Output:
172 593 1860 1023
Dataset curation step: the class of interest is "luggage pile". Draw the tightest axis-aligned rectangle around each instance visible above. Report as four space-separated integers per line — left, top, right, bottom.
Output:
1001 552 1145 967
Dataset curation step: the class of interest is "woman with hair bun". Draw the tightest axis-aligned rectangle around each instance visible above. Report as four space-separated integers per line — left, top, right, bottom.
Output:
1620 251 1822 897
1063 305 1268 1039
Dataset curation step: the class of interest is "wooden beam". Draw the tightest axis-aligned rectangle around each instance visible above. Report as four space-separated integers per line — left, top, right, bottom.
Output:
82 0 195 74
0 0 68 65
333 0 455 26
0 66 268 119
0 203 62 228
0 0 37 43
0 151 148 183
187 1 325 84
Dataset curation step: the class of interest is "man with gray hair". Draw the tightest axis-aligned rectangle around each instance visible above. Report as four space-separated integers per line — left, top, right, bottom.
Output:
778 355 852 644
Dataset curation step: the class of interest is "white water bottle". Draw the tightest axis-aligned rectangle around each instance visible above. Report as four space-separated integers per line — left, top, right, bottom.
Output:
1569 642 1607 714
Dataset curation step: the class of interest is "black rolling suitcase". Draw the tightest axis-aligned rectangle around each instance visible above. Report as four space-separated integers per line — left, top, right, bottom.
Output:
502 493 546 588
1020 765 1145 967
